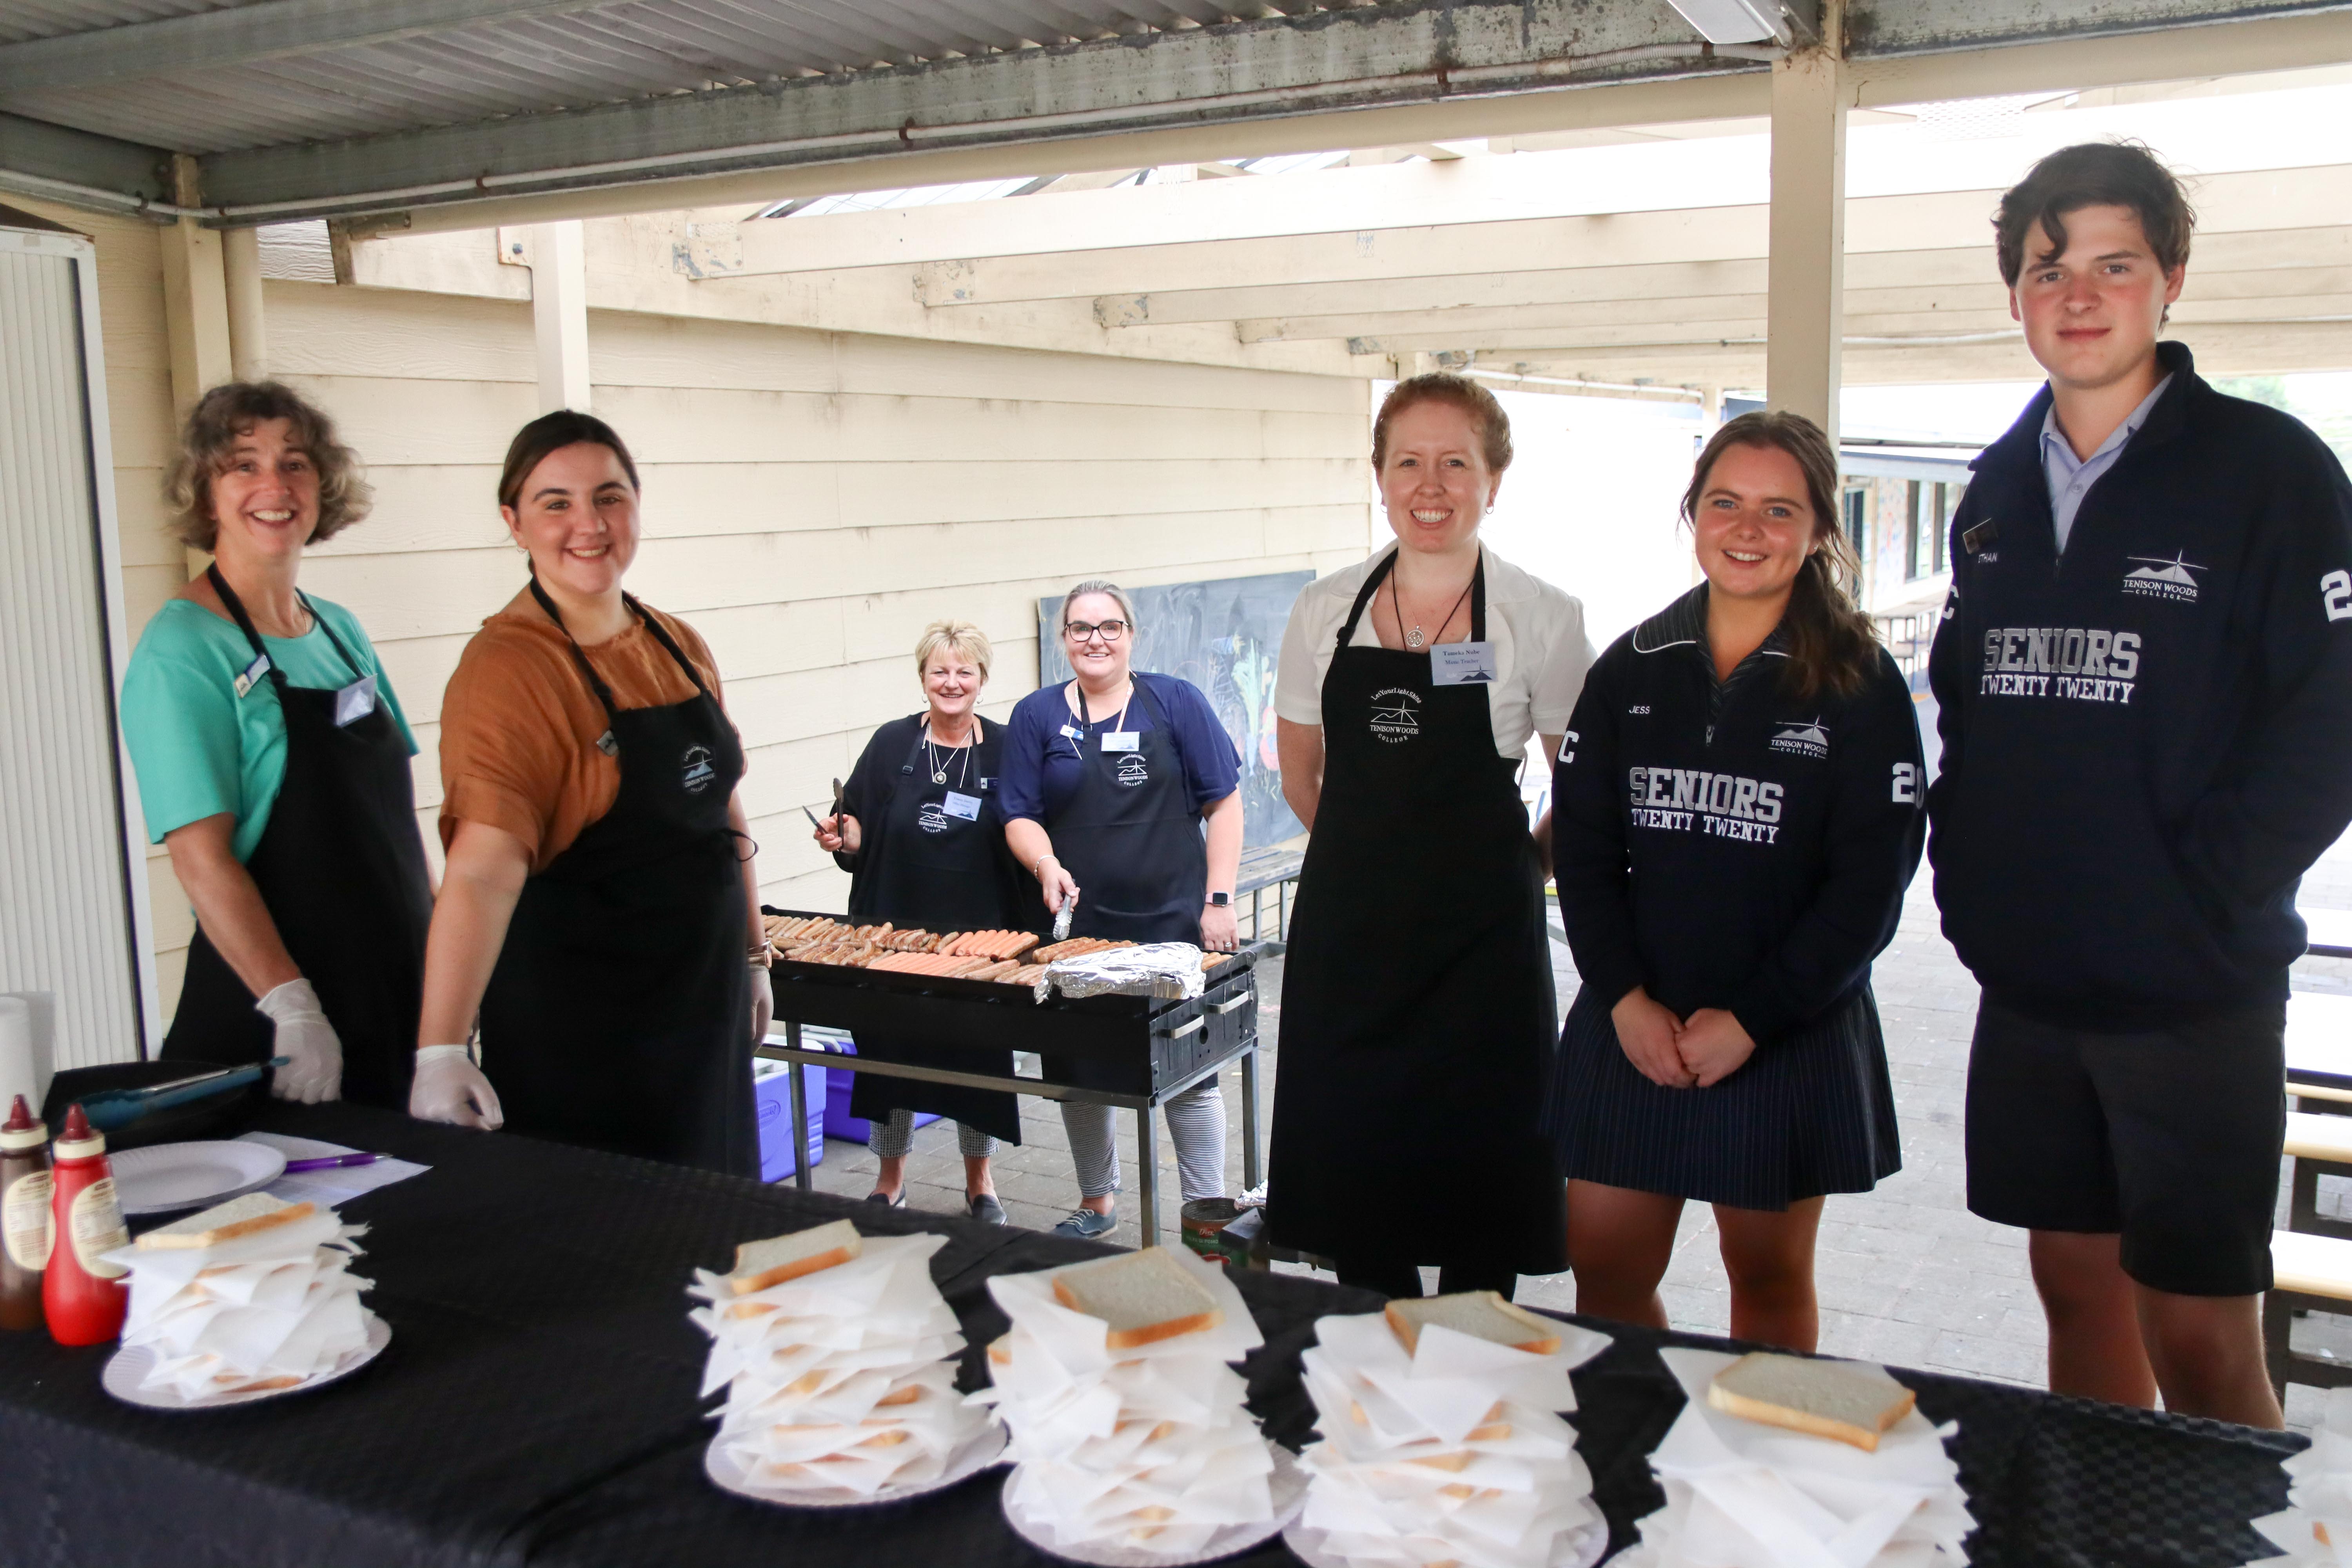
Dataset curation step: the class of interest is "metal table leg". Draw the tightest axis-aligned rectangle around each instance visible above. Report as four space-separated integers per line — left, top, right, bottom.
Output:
786 1018 812 1193
1240 1042 1261 1192
1138 1103 1160 1250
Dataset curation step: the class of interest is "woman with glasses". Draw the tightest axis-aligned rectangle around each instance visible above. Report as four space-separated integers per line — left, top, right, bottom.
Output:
1001 580 1245 1238
1266 373 1595 1300
813 620 1028 1224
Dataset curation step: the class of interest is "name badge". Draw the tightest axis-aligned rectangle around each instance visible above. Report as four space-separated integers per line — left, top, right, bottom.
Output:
1101 730 1140 753
1431 642 1498 686
1060 724 1082 740
232 652 272 698
1962 518 1998 555
942 791 983 821
333 674 377 727
978 776 995 792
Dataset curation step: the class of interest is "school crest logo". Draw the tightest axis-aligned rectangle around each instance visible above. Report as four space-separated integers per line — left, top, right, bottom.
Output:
2123 551 2205 604
917 800 949 833
1369 688 1421 744
681 744 716 793
1769 718 1829 760
1116 753 1150 788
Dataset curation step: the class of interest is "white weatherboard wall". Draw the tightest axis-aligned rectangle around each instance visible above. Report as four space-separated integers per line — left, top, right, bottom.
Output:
0 229 156 1068
264 279 1373 957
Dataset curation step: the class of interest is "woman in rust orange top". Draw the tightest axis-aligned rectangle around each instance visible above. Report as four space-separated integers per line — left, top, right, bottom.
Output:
410 411 772 1176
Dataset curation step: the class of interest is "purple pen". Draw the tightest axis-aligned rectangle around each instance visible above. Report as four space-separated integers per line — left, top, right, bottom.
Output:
281 1152 383 1172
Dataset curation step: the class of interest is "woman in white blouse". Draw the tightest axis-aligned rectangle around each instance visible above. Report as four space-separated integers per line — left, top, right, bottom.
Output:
1265 373 1594 1299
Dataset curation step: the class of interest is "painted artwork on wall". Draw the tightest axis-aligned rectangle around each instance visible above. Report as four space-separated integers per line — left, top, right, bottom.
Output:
1037 570 1314 850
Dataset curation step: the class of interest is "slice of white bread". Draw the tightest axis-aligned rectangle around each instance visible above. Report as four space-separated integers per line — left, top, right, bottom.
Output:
1384 1291 1562 1356
136 1193 316 1250
1050 1246 1222 1349
726 1219 862 1295
1705 1352 1917 1452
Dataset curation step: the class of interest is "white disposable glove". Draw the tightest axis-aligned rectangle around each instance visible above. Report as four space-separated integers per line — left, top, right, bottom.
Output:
750 967 774 1044
253 978 343 1104
410 1044 504 1130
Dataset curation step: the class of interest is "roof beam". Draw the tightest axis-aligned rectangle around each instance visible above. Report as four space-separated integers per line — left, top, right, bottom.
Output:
196 1 1764 223
0 110 172 215
0 0 620 95
1846 0 2350 58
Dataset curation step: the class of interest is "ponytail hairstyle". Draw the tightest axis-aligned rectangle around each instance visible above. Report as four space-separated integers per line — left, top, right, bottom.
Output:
1681 411 1878 702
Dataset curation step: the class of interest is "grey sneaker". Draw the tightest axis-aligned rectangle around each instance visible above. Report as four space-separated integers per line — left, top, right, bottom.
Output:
1052 1207 1116 1238
968 1194 1008 1226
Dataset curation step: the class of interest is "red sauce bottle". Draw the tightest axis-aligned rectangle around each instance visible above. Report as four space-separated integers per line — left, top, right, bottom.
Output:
0 1095 51 1330
44 1105 127 1346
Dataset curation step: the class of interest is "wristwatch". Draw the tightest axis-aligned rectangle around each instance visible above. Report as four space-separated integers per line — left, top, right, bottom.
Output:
1207 891 1231 907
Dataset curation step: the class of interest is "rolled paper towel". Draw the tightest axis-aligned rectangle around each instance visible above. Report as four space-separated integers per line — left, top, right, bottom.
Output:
0 996 45 1118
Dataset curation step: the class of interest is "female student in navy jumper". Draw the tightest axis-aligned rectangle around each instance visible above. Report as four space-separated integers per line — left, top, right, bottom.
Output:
1545 412 1925 1352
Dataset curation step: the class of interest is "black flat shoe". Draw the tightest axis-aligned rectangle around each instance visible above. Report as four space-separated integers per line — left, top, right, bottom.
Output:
866 1190 907 1208
968 1194 1007 1226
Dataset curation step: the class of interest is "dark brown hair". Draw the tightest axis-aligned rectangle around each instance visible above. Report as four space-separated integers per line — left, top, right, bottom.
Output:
497 409 640 512
1682 410 1878 702
1994 140 2194 289
1372 372 1512 474
165 381 370 550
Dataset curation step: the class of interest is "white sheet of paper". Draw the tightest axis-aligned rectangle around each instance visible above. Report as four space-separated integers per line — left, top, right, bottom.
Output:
236 1132 429 1206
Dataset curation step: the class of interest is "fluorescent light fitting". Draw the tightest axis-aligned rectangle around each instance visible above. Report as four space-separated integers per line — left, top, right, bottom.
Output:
1663 0 1794 45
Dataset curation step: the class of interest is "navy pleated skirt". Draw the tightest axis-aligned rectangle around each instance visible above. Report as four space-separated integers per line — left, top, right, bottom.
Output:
1542 982 1902 1210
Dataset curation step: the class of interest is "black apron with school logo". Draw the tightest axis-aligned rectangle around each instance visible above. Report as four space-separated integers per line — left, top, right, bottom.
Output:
1051 678 1207 945
162 568 433 1111
478 583 755 1177
1266 551 1566 1275
845 718 1024 1143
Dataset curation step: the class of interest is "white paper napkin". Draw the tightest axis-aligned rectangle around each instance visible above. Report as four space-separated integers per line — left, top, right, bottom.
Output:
976 1246 1280 1555
1612 1348 1974 1568
1295 1308 1612 1568
689 1230 991 1498
2248 1385 2352 1564
103 1205 375 1400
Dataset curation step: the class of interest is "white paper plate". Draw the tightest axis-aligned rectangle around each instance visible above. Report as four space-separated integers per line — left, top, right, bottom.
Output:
102 1314 390 1411
112 1140 287 1216
705 1419 1008 1509
1283 1512 1610 1568
1003 1443 1308 1568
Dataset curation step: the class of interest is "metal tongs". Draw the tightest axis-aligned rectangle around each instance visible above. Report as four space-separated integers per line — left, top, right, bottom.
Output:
1053 888 1076 942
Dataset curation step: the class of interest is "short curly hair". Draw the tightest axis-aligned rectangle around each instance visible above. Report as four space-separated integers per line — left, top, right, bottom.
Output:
165 382 371 551
914 620 993 682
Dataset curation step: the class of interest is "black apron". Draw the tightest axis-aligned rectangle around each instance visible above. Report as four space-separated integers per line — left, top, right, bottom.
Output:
478 583 755 1177
845 721 1023 1143
1265 551 1566 1275
161 568 432 1111
1052 679 1207 945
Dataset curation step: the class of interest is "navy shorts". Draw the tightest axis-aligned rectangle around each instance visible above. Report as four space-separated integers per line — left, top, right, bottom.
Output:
1964 996 2285 1298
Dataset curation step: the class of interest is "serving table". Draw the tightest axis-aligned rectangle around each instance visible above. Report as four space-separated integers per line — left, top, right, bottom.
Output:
0 1100 2304 1568
757 910 1269 1247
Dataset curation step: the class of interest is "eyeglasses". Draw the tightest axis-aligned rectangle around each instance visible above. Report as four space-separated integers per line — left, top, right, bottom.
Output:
1064 620 1128 642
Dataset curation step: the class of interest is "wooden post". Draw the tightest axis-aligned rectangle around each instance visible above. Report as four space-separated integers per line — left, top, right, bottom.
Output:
529 220 591 413
160 155 231 580
222 227 266 381
1766 10 1847 447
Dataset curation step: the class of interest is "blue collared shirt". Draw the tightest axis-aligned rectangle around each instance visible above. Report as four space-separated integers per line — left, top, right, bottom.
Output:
2042 374 2171 554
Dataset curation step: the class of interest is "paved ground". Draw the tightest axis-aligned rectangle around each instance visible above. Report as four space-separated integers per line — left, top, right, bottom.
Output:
798 833 2352 1431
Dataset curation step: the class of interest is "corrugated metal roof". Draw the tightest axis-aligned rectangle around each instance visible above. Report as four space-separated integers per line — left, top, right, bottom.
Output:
0 0 1267 154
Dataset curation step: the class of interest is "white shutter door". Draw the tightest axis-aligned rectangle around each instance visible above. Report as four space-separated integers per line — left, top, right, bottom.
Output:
0 234 148 1067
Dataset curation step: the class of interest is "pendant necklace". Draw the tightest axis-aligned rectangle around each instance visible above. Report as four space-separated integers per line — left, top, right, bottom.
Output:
924 723 971 787
1391 564 1475 650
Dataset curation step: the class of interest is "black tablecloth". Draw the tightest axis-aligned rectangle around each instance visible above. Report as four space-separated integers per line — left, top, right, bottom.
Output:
0 1102 2305 1567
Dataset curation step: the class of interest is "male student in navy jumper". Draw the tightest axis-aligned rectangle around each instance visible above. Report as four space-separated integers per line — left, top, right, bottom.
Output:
1928 142 2352 1427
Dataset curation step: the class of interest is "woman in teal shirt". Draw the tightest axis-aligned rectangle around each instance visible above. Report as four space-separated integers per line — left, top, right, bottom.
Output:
120 382 433 1108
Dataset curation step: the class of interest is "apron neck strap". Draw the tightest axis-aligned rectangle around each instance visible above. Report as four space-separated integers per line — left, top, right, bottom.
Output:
526 573 711 718
206 564 294 689
1336 546 1486 649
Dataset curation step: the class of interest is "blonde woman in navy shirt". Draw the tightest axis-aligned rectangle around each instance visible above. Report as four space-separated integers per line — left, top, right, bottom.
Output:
1545 411 1924 1351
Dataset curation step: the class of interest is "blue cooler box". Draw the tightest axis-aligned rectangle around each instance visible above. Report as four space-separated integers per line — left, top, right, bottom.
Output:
822 1039 939 1144
753 1059 826 1181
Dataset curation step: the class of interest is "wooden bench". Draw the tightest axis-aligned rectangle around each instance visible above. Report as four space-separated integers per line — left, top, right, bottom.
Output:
2306 906 2352 960
2267 1229 2352 1399
1236 845 1305 949
2287 993 2352 1096
2288 1111 2352 1241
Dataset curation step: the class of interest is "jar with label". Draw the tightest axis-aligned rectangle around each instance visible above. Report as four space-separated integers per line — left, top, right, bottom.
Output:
43 1104 127 1346
0 1095 51 1331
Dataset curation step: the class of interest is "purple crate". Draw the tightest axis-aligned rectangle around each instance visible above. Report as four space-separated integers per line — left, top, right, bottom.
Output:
822 1040 939 1144
753 1060 826 1182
